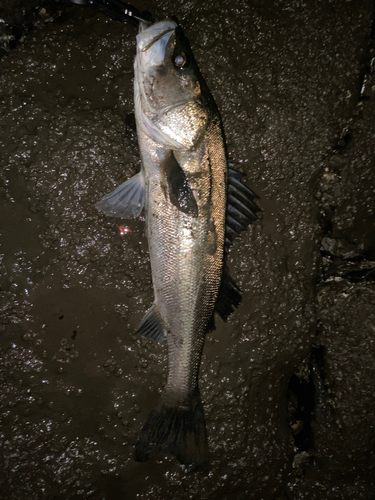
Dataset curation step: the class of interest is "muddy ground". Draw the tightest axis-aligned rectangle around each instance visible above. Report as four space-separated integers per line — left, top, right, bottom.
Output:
1 0 375 498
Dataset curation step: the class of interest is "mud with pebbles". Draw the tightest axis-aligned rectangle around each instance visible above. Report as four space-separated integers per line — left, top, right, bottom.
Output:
1 1 375 498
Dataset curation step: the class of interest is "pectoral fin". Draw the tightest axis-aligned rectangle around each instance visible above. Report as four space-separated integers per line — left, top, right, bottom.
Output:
164 152 198 217
95 170 145 218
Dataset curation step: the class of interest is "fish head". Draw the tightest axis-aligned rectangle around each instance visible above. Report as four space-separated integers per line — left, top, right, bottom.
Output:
135 20 212 149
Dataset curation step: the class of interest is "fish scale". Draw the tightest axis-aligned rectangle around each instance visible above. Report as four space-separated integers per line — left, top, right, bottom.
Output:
139 112 226 457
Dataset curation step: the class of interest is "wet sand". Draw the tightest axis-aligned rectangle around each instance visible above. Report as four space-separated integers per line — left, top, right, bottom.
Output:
1 1 375 498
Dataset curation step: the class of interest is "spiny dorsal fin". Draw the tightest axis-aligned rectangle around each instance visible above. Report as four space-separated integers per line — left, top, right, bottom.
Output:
225 164 260 251
135 304 166 342
164 152 198 217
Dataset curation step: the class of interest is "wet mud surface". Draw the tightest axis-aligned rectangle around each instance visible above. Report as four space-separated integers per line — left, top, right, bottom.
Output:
1 0 375 498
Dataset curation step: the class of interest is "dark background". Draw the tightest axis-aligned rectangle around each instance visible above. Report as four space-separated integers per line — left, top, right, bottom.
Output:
1 0 375 498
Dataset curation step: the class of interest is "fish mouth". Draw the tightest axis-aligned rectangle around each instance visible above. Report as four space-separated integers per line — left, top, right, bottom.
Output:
137 19 177 52
141 28 175 52
139 18 177 34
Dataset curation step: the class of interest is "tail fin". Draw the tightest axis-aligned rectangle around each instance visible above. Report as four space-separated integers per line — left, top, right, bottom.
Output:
134 388 208 472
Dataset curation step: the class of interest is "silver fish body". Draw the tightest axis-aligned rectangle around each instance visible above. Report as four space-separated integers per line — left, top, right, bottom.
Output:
136 50 227 400
143 131 226 402
96 19 260 470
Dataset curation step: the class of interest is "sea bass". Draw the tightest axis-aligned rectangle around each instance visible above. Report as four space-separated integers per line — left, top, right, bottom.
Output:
96 19 260 470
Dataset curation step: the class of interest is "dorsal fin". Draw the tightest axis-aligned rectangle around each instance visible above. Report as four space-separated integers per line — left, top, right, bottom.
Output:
209 264 241 330
208 165 260 329
212 264 242 326
225 165 260 251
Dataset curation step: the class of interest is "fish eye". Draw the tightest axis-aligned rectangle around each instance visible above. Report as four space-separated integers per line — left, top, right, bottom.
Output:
173 52 187 68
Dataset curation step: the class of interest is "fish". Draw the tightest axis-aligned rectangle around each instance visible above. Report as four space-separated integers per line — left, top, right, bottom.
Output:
96 18 260 471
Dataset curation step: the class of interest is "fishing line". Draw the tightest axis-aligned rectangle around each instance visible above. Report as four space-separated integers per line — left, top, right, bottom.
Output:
68 0 153 26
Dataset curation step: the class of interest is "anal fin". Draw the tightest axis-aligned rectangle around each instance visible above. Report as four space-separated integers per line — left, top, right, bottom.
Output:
135 303 166 342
